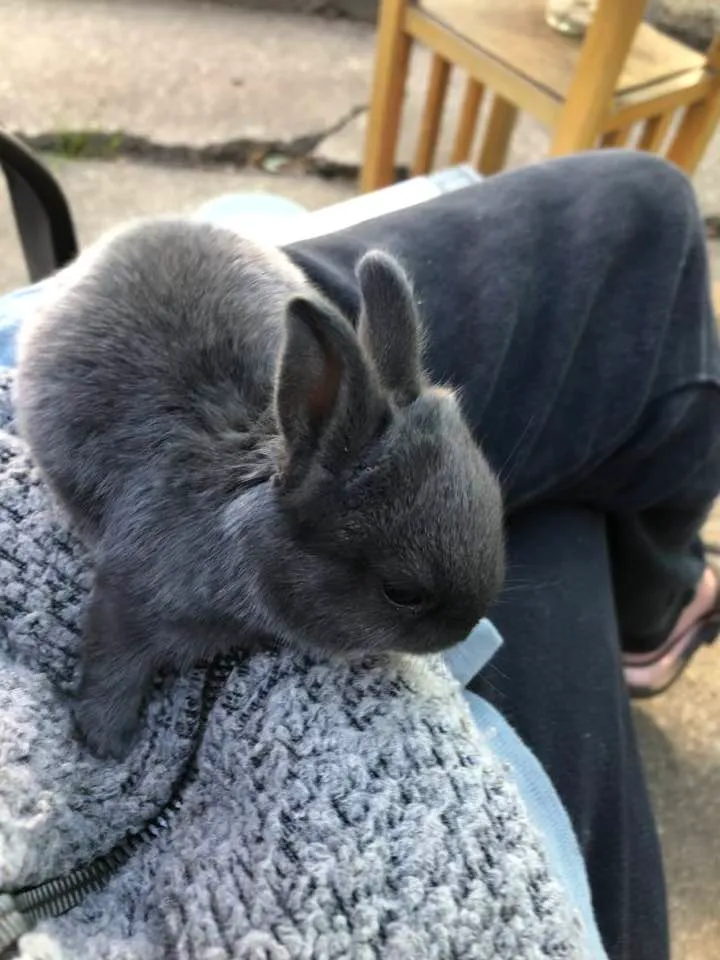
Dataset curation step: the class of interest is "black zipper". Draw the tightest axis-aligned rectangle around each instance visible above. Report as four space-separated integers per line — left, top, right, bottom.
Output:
0 654 241 956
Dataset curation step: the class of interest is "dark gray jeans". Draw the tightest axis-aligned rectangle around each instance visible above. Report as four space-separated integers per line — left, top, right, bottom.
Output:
286 151 720 960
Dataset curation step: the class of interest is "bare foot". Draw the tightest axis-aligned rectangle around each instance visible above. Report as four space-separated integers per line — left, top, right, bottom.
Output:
668 565 719 643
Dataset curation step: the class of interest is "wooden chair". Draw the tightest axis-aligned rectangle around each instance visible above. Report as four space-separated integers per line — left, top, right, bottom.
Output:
361 0 720 191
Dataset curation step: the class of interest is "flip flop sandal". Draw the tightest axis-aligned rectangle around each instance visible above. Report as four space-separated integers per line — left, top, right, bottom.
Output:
623 546 720 699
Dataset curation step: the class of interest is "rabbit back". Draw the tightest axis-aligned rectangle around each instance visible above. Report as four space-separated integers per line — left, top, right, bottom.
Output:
15 218 308 539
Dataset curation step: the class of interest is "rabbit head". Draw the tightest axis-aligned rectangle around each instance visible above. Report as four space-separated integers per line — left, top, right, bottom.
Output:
250 250 505 658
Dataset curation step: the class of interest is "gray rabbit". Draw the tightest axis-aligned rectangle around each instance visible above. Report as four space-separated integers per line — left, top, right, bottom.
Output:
14 218 505 758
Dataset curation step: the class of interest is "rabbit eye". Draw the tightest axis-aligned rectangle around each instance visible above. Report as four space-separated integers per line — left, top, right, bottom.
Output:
382 582 433 612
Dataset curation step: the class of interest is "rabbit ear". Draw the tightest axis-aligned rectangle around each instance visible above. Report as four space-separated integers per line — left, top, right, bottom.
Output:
276 294 385 490
357 251 424 407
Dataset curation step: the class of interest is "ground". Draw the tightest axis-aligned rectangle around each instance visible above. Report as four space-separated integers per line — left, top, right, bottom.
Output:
1 1 719 956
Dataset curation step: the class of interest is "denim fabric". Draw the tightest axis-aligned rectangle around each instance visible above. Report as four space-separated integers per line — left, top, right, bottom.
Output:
477 504 669 960
0 279 51 367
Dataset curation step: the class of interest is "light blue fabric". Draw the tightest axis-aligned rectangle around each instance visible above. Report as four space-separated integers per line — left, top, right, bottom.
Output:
0 189 606 955
192 193 308 232
443 621 607 959
0 280 50 367
443 615 503 684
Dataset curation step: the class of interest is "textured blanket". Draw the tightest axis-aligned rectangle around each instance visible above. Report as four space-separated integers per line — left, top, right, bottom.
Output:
0 369 589 959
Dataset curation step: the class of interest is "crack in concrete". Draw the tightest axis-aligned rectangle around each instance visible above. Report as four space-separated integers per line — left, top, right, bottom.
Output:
11 103 368 179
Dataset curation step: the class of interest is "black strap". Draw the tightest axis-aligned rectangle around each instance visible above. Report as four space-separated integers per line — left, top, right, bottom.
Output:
0 654 241 955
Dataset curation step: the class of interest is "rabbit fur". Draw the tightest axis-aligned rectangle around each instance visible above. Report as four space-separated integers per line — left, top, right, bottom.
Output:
14 218 505 758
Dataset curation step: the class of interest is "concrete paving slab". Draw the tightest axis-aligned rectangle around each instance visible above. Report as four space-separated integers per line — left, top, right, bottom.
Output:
0 0 373 147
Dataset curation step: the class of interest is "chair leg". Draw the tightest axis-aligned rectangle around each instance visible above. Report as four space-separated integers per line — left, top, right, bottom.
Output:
666 35 720 174
637 112 675 153
600 124 633 147
412 54 451 176
665 74 720 174
451 77 485 165
550 0 646 156
360 0 413 193
477 95 517 175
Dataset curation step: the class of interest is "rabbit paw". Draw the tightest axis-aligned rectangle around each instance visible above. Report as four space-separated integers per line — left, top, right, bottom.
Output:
72 692 140 760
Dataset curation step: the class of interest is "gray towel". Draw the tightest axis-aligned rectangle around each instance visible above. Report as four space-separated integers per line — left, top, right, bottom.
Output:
0 370 589 959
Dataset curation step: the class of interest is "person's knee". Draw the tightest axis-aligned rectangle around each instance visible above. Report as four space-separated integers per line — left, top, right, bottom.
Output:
572 150 698 233
507 150 701 254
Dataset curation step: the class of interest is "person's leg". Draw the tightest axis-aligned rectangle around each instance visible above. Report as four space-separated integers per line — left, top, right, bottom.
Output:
473 505 667 960
285 150 720 654
284 152 720 959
